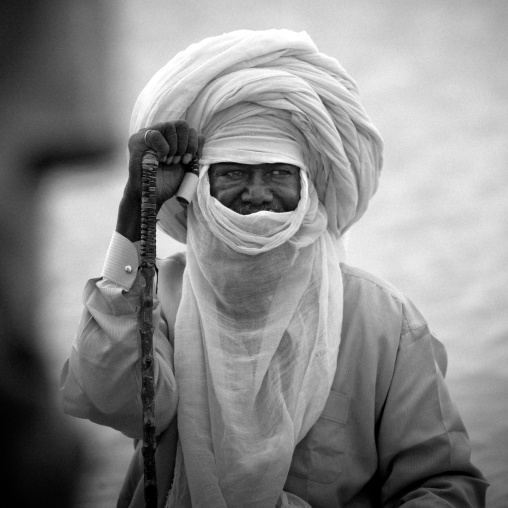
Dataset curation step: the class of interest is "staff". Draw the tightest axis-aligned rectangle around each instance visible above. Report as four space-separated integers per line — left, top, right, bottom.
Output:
139 149 158 508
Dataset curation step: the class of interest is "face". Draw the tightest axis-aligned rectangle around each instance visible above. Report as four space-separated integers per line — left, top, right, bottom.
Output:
208 162 301 215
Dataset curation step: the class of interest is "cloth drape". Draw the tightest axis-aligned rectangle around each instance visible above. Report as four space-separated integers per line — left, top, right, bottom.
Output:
169 177 343 506
129 29 383 507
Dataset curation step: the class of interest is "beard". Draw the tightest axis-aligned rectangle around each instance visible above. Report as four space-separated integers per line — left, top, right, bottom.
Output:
230 203 286 215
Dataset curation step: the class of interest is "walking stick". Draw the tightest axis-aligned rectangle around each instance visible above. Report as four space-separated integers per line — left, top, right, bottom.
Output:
138 149 199 507
139 149 159 508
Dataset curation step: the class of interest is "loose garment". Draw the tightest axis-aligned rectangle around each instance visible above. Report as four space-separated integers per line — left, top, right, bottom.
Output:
60 234 488 507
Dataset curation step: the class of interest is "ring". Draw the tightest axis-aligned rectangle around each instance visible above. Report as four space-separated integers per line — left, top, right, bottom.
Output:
144 129 152 145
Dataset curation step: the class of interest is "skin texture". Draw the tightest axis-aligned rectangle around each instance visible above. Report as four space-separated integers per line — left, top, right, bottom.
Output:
208 162 301 214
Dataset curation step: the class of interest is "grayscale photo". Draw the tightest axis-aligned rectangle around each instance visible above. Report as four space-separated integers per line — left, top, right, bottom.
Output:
2 1 506 507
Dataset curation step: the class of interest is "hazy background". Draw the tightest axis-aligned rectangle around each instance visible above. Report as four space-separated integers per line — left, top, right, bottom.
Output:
36 1 507 506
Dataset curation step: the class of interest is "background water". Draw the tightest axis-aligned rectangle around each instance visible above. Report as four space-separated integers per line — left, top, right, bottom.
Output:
36 1 507 506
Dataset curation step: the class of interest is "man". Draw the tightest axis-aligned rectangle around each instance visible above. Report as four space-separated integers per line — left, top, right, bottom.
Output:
60 29 487 507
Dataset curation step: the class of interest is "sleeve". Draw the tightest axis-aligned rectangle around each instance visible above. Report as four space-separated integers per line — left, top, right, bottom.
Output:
59 232 178 439
377 300 489 507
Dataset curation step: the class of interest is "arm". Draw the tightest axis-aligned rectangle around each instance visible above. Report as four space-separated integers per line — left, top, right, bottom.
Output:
60 234 179 438
60 121 204 438
377 306 488 506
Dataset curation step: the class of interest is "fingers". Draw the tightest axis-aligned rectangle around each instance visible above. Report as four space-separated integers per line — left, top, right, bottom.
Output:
144 129 170 162
129 120 203 165
160 123 177 162
149 120 201 165
173 120 189 164
182 128 197 164
125 120 204 209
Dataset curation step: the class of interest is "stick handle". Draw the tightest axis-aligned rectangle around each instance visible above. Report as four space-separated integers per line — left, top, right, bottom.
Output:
139 149 158 508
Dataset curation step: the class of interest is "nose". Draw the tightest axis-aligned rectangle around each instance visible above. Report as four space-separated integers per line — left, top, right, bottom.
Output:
241 171 273 204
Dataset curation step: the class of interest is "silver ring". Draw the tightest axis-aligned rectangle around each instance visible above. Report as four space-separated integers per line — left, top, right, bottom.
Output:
144 129 153 145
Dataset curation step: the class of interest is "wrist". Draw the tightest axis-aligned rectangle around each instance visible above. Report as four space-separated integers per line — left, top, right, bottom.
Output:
116 193 142 243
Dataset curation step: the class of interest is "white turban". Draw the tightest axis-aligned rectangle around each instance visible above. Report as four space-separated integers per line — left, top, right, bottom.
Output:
131 28 383 243
130 29 383 508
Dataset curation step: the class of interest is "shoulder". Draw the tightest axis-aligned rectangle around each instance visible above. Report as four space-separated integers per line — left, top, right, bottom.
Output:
340 263 427 336
340 263 407 303
340 264 448 377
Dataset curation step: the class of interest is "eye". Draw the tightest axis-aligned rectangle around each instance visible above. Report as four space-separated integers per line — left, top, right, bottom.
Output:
210 167 245 179
224 169 245 179
270 166 298 177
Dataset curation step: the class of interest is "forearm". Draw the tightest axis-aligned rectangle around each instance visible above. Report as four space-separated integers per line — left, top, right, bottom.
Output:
60 249 178 438
378 325 488 507
116 192 142 243
62 120 201 435
392 472 488 507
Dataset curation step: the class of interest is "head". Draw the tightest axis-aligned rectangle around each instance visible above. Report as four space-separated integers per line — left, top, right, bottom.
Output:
203 112 307 217
134 29 383 244
208 162 301 215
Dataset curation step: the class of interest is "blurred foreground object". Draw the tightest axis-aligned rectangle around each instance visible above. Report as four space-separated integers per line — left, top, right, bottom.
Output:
0 0 115 505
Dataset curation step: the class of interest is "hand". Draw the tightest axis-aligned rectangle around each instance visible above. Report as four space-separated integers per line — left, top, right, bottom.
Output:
126 120 205 209
117 120 205 242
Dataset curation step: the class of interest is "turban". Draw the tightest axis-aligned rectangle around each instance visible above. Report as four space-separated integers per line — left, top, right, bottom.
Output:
130 29 383 507
130 28 383 244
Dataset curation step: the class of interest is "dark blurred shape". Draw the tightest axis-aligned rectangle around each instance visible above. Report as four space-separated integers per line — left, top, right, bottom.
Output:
0 0 116 505
2 318 84 506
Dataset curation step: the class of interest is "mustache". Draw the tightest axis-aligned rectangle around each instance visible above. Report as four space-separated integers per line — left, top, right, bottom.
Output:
230 203 285 215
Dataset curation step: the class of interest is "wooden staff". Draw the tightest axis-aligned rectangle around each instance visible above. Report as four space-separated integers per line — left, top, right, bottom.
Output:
138 149 199 507
139 149 159 508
